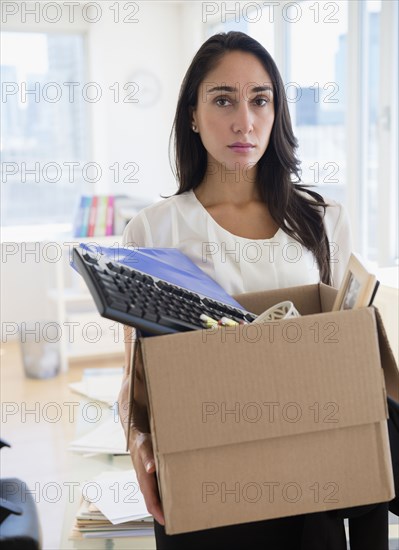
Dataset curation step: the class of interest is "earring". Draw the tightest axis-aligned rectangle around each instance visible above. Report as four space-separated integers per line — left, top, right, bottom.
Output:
192 124 198 132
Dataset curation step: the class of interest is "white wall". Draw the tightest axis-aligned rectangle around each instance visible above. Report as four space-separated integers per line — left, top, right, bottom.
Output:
1 1 209 335
1 241 56 328
85 1 210 200
87 1 184 199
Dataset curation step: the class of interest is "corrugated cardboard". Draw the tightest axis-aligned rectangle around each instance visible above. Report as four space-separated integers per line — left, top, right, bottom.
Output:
138 283 398 534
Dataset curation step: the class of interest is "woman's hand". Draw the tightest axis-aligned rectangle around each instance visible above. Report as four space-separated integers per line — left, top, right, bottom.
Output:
129 431 165 526
117 351 165 526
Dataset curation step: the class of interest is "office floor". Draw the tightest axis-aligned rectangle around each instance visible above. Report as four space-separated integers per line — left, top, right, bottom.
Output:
1 341 398 549
0 341 124 549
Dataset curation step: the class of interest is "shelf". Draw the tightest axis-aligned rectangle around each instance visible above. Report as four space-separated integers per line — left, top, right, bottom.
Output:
48 289 94 303
0 225 124 243
68 349 124 360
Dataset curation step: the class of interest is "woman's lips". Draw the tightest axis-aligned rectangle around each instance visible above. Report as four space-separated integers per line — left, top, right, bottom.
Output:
228 144 255 153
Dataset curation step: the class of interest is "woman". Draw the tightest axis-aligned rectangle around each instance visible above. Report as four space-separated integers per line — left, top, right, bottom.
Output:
118 31 353 549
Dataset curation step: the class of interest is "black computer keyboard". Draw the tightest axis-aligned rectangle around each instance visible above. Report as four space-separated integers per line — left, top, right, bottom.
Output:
73 247 257 336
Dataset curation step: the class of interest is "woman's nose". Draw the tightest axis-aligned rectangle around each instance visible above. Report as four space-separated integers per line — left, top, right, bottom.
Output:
232 101 253 134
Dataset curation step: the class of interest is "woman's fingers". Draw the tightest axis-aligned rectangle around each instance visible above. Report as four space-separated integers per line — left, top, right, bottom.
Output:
132 432 165 525
139 468 165 525
136 432 155 473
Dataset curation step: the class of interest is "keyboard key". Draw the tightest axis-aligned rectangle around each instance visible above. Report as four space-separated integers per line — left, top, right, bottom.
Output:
83 252 98 264
100 274 117 285
104 285 125 298
143 311 158 323
109 299 128 312
100 280 119 292
189 294 201 304
172 288 183 297
156 281 172 291
104 262 123 274
158 315 202 332
128 305 144 317
142 275 154 285
91 264 105 274
245 313 257 322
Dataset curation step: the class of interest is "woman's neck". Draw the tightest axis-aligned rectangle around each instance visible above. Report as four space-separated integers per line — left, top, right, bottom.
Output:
195 163 261 206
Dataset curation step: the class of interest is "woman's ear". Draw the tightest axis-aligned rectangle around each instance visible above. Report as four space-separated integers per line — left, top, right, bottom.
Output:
190 107 198 130
191 110 199 133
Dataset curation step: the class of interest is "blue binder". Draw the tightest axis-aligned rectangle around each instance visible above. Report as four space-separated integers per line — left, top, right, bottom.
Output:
71 243 244 309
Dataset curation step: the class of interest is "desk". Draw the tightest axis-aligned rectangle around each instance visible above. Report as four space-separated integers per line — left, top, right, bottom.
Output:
60 400 156 549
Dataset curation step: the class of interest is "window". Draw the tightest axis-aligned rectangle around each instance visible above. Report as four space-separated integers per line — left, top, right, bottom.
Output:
286 2 348 208
1 32 88 226
204 0 398 267
362 0 381 263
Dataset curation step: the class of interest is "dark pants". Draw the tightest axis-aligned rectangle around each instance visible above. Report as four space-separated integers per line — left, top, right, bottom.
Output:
301 503 389 550
154 503 390 550
154 515 305 550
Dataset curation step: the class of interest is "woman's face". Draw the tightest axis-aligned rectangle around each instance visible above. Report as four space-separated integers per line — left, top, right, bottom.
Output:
192 50 275 174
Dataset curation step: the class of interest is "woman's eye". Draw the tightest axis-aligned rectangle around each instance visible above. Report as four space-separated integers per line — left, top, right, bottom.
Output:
214 95 271 107
253 96 270 106
215 97 232 107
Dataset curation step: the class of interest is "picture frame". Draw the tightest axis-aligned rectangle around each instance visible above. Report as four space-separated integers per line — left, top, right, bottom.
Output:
332 253 379 311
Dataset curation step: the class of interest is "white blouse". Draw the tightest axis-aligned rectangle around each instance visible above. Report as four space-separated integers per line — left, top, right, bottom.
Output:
123 189 352 294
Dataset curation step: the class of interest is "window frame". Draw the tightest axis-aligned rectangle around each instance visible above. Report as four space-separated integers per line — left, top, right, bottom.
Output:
377 0 398 266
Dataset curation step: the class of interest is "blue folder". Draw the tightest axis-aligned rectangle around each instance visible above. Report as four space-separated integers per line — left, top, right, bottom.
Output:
71 243 244 309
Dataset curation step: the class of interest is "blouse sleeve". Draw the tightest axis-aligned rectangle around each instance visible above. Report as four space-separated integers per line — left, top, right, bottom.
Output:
122 210 153 248
327 201 353 289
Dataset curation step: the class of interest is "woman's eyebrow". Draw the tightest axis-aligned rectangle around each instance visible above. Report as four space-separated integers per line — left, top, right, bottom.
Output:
206 84 273 94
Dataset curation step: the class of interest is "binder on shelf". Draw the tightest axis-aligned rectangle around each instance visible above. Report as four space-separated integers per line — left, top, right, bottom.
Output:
72 194 151 238
80 196 92 237
94 196 108 236
105 196 114 236
73 195 92 238
87 196 98 237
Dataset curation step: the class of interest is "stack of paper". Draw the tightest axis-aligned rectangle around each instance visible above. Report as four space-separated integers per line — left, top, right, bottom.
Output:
70 470 154 539
69 367 124 406
68 417 129 455
70 499 153 539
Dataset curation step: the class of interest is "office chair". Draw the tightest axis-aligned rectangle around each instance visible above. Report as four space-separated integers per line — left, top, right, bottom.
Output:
0 439 42 549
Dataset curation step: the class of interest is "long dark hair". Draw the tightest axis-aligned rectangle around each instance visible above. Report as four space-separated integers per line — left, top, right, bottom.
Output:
168 31 331 284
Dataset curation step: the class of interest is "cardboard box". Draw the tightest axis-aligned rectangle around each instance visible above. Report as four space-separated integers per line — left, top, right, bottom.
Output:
137 283 398 535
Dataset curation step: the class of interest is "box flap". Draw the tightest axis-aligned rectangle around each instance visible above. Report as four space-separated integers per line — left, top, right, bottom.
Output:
319 283 338 312
142 308 387 455
374 307 399 400
160 421 394 534
232 284 321 316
